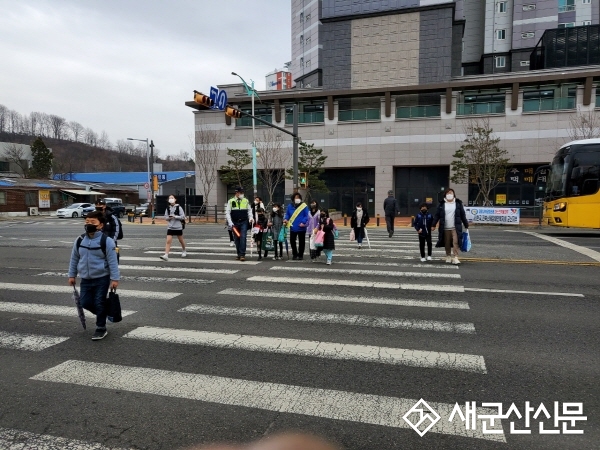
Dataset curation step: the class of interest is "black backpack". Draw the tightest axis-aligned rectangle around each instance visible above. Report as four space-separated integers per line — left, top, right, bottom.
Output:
115 215 124 240
76 233 108 256
169 205 186 229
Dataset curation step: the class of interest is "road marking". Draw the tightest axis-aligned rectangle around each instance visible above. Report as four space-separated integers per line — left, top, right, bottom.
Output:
35 272 214 285
218 288 469 309
248 276 465 292
0 282 180 300
270 266 461 279
144 246 444 254
30 360 502 440
180 304 476 333
0 301 137 318
119 264 238 274
330 260 459 269
121 256 259 265
0 427 128 450
123 326 486 372
464 287 584 297
0 331 69 351
514 231 600 263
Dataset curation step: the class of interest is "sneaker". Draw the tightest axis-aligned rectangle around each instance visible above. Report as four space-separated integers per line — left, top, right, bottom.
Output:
445 256 452 264
358 244 362 248
257 256 262 261
426 256 432 261
159 254 168 261
229 242 234 247
181 251 187 258
452 257 461 265
240 257 246 261
388 232 392 238
236 256 241 260
420 257 426 262
273 256 278 261
326 259 332 265
92 329 107 340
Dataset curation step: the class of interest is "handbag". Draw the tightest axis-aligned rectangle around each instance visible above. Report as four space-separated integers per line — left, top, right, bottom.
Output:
278 227 285 243
461 230 471 252
349 229 355 241
333 225 339 240
314 229 325 247
262 229 275 251
107 290 122 323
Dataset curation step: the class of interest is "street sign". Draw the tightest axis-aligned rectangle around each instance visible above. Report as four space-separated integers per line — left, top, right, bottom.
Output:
156 174 167 182
147 191 151 200
210 86 228 111
144 182 149 189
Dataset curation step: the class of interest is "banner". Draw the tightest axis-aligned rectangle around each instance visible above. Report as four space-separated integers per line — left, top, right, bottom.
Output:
465 207 520 225
39 190 50 208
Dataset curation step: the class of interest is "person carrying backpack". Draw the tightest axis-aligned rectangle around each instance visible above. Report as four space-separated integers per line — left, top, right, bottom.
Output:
160 194 187 261
94 199 123 262
68 211 120 340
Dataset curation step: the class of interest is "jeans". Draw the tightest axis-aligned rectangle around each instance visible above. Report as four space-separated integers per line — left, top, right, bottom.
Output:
354 227 363 244
79 275 110 329
385 215 395 233
290 230 306 258
418 233 432 257
324 249 333 261
233 221 249 257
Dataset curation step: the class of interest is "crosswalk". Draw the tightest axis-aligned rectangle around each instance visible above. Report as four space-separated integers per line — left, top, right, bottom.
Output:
0 227 586 447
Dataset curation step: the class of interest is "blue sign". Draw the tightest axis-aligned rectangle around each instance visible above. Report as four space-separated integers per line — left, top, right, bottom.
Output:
156 174 167 182
210 86 228 111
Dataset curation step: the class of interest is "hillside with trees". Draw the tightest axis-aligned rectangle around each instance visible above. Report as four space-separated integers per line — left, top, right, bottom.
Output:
0 104 194 177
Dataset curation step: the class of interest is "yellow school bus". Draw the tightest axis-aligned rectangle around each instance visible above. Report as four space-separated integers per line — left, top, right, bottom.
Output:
542 139 600 229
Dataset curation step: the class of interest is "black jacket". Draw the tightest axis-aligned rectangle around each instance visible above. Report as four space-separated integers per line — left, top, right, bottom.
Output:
102 208 119 241
350 209 370 240
432 199 469 247
320 218 335 250
383 197 398 216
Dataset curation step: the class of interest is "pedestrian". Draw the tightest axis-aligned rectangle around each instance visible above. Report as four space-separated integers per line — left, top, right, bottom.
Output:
159 194 187 261
432 188 469 265
68 211 119 341
283 192 309 260
226 186 254 262
350 202 369 249
306 200 322 261
253 207 268 261
414 202 433 262
94 199 121 243
383 190 399 238
266 202 284 260
252 196 265 222
319 209 336 265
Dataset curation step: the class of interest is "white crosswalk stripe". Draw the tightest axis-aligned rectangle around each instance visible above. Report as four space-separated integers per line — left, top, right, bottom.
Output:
30 360 504 441
0 427 131 449
36 271 214 285
0 301 137 318
120 264 238 274
269 266 461 279
121 256 260 265
0 282 181 300
0 330 69 351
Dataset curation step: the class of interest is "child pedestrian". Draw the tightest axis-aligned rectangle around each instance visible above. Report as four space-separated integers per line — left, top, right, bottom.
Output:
350 202 370 249
319 209 335 265
266 203 284 260
254 207 268 260
414 202 433 262
68 211 120 340
160 194 186 261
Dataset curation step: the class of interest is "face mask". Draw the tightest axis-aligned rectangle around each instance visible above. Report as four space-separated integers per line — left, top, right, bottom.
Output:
357 207 362 211
254 201 259 205
311 204 316 208
272 208 278 212
84 224 97 233
168 198 175 204
421 209 427 213
238 194 244 199
294 199 301 205
446 194 454 201
95 206 103 211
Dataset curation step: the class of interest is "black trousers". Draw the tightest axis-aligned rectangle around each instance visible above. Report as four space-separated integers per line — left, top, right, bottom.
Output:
290 230 306 258
385 215 395 233
419 233 432 257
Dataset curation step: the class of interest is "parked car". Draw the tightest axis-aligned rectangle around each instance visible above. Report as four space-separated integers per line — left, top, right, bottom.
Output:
135 203 149 217
105 202 127 218
81 205 96 218
56 203 93 218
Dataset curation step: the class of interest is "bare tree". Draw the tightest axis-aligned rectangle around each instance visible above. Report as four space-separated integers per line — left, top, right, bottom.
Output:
29 112 44 135
7 109 22 134
98 130 111 149
48 114 66 139
567 109 600 141
451 118 511 206
193 127 221 206
0 104 7 133
69 121 84 142
2 143 30 177
115 139 134 154
84 128 98 146
256 129 290 205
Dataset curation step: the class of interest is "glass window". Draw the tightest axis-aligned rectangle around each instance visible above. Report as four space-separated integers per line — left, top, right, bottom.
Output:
51 191 60 204
496 29 506 40
0 191 6 205
25 191 37 206
300 35 304 44
495 56 506 68
582 0 591 4
558 22 576 28
569 146 600 196
496 1 507 13
583 21 591 26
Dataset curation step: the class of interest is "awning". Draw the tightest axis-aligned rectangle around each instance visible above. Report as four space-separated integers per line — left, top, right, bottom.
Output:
61 189 106 195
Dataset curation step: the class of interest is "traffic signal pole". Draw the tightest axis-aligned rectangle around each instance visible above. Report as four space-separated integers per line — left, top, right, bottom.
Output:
149 140 155 224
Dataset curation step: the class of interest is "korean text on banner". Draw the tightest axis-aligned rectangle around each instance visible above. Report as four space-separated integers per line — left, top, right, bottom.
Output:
39 190 50 208
465 207 520 225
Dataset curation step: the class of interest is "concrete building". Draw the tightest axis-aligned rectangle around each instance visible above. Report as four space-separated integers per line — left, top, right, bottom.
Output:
188 0 600 217
266 69 293 91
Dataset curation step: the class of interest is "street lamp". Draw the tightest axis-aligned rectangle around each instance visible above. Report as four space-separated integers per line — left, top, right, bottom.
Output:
232 72 259 197
127 137 155 224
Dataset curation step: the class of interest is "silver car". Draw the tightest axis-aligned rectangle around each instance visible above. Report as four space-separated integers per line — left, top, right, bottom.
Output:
56 203 92 218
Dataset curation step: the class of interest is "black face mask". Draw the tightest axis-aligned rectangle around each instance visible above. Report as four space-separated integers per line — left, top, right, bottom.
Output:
95 206 103 211
84 224 98 233
421 209 428 214
320 215 327 220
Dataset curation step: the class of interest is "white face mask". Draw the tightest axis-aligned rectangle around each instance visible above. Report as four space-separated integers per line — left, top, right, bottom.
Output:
446 194 454 201
168 198 175 204
357 207 362 211
272 208 278 212
238 194 245 199
254 200 259 204
294 199 301 205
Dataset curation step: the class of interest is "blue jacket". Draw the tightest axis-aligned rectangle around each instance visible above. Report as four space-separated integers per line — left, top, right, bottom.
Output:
284 202 309 232
414 212 433 236
68 231 120 280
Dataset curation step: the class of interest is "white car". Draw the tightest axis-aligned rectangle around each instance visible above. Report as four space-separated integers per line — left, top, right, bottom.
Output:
56 203 93 218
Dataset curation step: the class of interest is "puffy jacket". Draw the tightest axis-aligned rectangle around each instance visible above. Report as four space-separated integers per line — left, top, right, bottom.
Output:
284 202 309 232
432 199 469 247
68 231 120 280
414 212 433 236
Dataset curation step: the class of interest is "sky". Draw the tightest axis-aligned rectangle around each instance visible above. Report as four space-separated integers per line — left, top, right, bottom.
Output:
0 0 291 157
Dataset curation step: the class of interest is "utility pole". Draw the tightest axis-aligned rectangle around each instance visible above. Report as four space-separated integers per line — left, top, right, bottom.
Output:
150 140 155 224
292 104 299 192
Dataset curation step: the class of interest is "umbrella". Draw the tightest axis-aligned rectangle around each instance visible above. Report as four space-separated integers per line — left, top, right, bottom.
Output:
284 226 290 260
364 227 372 249
72 286 86 330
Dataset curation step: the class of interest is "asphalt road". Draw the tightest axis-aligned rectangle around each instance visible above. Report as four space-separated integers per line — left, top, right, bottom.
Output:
0 217 598 450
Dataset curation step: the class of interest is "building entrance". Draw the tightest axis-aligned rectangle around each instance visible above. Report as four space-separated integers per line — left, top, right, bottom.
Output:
394 166 449 216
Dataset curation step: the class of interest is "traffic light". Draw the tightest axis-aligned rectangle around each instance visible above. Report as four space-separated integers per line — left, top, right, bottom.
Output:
193 90 214 108
299 172 308 188
152 175 159 191
225 105 243 119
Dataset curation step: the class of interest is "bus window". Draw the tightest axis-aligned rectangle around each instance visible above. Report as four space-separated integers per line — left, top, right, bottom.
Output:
581 179 599 196
569 148 600 197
